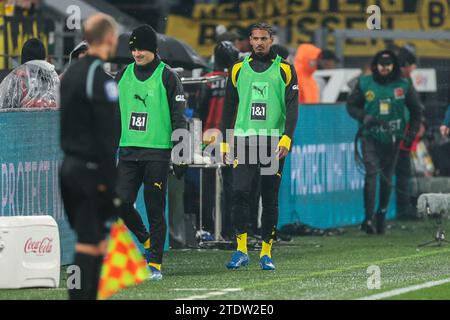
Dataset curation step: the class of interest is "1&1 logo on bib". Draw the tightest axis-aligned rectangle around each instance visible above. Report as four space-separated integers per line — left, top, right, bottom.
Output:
129 112 148 131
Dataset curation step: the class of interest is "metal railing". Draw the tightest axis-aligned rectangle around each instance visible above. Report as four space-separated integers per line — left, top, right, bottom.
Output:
331 29 450 66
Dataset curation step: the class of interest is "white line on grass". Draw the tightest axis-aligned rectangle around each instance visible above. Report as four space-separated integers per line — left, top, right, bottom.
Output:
172 288 224 291
174 288 242 300
357 278 450 300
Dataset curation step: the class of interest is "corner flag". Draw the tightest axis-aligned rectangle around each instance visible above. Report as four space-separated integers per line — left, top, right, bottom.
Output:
97 219 149 300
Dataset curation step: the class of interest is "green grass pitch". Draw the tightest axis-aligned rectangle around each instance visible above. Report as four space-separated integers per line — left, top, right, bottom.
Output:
1 220 450 300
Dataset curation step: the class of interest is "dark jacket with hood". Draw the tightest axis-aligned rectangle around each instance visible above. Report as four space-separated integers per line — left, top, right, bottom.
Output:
346 50 423 142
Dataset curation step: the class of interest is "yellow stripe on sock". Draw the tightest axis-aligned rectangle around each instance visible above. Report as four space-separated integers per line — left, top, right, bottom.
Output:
148 263 161 271
260 240 273 258
143 239 150 249
236 233 248 254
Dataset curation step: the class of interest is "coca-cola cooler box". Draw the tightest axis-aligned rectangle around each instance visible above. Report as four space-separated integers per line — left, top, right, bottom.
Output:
0 216 60 288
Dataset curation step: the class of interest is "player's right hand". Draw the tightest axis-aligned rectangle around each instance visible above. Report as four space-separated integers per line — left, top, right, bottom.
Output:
440 125 449 137
220 143 231 165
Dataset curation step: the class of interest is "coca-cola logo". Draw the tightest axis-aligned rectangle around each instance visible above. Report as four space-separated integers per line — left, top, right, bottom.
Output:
24 237 53 255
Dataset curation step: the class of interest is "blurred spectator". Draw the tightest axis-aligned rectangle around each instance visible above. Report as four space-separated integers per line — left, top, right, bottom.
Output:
197 41 239 239
398 46 417 78
0 38 59 109
396 47 425 219
441 105 450 137
209 29 239 70
21 37 45 64
235 29 251 57
272 44 289 60
318 49 339 70
315 49 339 100
4 0 42 17
294 44 321 103
199 41 238 137
216 31 239 44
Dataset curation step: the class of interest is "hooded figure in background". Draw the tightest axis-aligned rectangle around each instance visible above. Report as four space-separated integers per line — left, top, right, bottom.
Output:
199 40 239 135
347 49 423 235
294 44 321 104
21 38 46 64
195 40 239 239
0 38 59 109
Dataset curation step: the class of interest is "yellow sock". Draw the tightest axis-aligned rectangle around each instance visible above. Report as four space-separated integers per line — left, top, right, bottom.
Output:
260 240 273 258
236 233 248 254
143 239 150 249
148 262 161 271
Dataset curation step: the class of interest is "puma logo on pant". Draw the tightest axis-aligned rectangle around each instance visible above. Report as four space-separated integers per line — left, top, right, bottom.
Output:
154 182 163 190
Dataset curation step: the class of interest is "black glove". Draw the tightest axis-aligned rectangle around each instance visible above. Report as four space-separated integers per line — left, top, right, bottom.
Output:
171 162 188 180
363 114 386 128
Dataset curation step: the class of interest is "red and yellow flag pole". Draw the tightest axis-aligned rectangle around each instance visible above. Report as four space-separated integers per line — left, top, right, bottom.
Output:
97 219 149 300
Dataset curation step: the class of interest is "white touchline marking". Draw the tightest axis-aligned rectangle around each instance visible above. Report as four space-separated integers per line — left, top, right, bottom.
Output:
37 288 66 291
172 288 227 291
357 278 450 300
174 288 242 300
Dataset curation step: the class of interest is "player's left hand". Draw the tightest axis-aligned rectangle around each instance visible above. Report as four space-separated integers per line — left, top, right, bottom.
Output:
276 146 289 159
276 135 292 159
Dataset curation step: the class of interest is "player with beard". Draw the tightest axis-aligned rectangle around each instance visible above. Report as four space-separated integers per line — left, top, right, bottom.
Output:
347 50 423 235
221 22 299 270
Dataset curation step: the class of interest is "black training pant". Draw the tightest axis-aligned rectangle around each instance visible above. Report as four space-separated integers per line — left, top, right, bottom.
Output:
60 156 113 300
232 144 285 243
116 160 169 265
362 136 400 220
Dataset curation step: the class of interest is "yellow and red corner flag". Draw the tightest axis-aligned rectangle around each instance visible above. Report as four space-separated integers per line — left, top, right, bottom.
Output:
97 219 149 300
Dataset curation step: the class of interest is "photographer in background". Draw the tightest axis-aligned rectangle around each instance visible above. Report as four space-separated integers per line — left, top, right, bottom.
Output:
347 50 423 234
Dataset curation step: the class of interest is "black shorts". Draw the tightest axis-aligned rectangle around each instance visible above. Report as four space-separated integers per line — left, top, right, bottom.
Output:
60 156 112 245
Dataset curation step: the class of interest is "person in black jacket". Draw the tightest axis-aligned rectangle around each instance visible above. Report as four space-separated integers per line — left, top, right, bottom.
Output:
395 47 423 220
347 50 423 234
60 13 120 300
115 25 186 281
197 41 239 239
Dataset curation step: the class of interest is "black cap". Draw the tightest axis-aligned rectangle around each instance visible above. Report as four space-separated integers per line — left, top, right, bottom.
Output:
21 38 46 64
129 25 158 53
377 54 394 66
371 50 401 83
